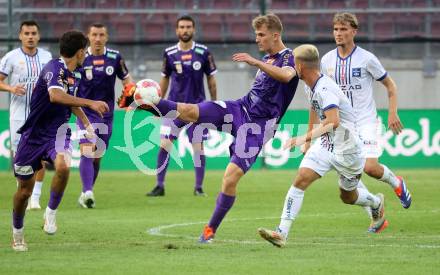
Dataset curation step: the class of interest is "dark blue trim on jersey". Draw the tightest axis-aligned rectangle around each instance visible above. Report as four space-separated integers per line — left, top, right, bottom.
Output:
336 45 357 60
348 55 352 84
20 47 38 57
0 71 8 76
376 72 387 81
323 104 339 111
311 74 324 92
24 53 32 120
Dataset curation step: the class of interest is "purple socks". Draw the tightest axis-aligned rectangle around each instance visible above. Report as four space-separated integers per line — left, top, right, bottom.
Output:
208 192 236 232
156 99 178 117
79 156 94 192
48 191 64 210
12 211 24 229
93 161 100 186
194 152 206 190
156 148 170 188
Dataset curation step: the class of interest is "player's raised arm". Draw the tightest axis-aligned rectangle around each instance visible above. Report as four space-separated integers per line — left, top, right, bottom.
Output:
232 52 296 83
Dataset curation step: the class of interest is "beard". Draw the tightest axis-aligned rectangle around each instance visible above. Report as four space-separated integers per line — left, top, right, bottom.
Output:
179 33 193 43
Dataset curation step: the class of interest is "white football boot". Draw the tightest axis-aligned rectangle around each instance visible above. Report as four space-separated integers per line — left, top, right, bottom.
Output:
43 207 57 235
12 228 28 252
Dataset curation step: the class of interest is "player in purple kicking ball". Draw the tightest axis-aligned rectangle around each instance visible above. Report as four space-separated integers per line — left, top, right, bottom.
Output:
11 30 109 252
120 14 299 243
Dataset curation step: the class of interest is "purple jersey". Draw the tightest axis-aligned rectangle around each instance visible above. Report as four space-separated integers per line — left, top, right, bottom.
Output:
239 48 298 120
161 42 217 103
78 47 129 118
18 58 80 144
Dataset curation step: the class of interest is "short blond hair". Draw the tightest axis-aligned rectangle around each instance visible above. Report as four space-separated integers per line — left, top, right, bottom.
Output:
293 44 320 69
333 12 359 29
252 13 283 34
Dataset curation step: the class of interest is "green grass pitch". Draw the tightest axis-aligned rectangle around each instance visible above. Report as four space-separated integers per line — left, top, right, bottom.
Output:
1 169 439 274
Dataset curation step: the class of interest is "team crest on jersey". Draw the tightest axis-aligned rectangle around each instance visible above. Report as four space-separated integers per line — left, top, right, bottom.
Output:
85 69 93 79
174 61 182 74
352 68 361 77
105 66 114 76
192 61 201 71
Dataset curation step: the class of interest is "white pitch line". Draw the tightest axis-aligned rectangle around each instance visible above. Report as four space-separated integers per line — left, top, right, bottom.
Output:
146 210 440 249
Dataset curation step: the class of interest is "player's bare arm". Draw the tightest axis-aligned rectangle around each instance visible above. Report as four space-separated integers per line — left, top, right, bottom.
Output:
301 107 320 154
0 74 26 96
48 87 109 117
207 75 217 100
71 107 95 139
232 52 296 83
284 107 339 150
381 76 403 135
122 75 134 86
159 76 170 99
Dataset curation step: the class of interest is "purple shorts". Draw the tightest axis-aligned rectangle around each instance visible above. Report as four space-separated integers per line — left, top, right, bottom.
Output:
197 100 277 174
14 134 72 180
76 116 113 148
160 118 209 143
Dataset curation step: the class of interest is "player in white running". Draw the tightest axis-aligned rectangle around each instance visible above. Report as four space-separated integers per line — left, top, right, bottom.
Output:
320 13 411 210
258 44 387 248
0 20 52 210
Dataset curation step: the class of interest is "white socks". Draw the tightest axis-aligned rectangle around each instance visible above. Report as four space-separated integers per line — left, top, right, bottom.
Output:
32 181 43 201
278 186 304 239
354 188 380 209
380 165 400 189
356 179 372 219
45 207 57 215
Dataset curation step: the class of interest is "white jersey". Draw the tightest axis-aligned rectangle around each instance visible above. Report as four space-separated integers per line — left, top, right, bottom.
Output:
320 46 387 125
0 47 52 121
304 74 360 155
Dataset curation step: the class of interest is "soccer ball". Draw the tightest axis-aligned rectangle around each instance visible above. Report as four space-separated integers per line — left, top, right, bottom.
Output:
134 79 161 108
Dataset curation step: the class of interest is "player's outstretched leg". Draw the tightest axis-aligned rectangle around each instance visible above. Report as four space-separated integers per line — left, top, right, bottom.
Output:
199 163 243 243
365 159 411 209
44 153 70 235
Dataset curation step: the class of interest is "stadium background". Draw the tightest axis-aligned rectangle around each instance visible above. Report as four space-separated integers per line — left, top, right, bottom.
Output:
0 0 439 171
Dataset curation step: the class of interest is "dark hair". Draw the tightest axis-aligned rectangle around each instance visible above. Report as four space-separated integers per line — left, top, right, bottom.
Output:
88 22 107 33
19 20 40 32
59 30 88 58
176 15 195 28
